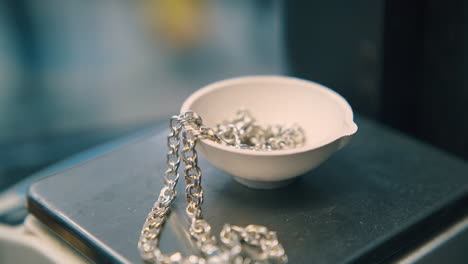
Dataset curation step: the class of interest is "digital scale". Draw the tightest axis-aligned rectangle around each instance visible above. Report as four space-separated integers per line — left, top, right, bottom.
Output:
1 116 468 263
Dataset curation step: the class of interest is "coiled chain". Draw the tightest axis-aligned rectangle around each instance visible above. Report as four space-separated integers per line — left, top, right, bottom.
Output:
215 109 305 151
138 111 290 264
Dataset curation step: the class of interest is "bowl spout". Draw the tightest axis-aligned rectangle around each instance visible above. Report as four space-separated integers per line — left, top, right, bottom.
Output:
337 121 358 150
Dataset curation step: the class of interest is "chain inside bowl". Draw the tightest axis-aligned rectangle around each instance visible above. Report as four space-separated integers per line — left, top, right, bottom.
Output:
214 109 305 151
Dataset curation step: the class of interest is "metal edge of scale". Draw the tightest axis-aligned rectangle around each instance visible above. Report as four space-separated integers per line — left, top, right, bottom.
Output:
396 215 468 264
351 193 468 264
26 196 126 264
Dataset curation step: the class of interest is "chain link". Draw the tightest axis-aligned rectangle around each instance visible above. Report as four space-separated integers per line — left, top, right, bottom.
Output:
138 111 290 264
215 110 305 151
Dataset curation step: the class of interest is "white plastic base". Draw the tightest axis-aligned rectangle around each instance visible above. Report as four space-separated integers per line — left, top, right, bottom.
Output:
0 215 90 264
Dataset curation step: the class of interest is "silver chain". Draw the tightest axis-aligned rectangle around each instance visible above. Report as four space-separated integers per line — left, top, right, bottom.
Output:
215 109 305 151
138 111 290 264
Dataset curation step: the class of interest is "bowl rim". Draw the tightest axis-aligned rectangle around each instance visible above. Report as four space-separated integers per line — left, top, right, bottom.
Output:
180 75 358 156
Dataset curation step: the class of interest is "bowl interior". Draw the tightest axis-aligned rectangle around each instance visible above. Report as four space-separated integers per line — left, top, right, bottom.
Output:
182 76 355 150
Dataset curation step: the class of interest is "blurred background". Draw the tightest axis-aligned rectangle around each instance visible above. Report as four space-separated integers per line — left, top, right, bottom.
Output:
0 0 467 192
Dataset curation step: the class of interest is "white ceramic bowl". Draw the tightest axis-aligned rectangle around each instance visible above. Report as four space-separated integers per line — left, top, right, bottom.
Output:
181 76 358 189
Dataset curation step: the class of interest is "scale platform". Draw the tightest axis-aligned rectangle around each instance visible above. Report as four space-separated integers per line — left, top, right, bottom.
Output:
27 117 468 263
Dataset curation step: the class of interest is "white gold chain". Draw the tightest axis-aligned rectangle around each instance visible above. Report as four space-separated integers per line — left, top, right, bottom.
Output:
215 109 305 151
138 111 295 264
